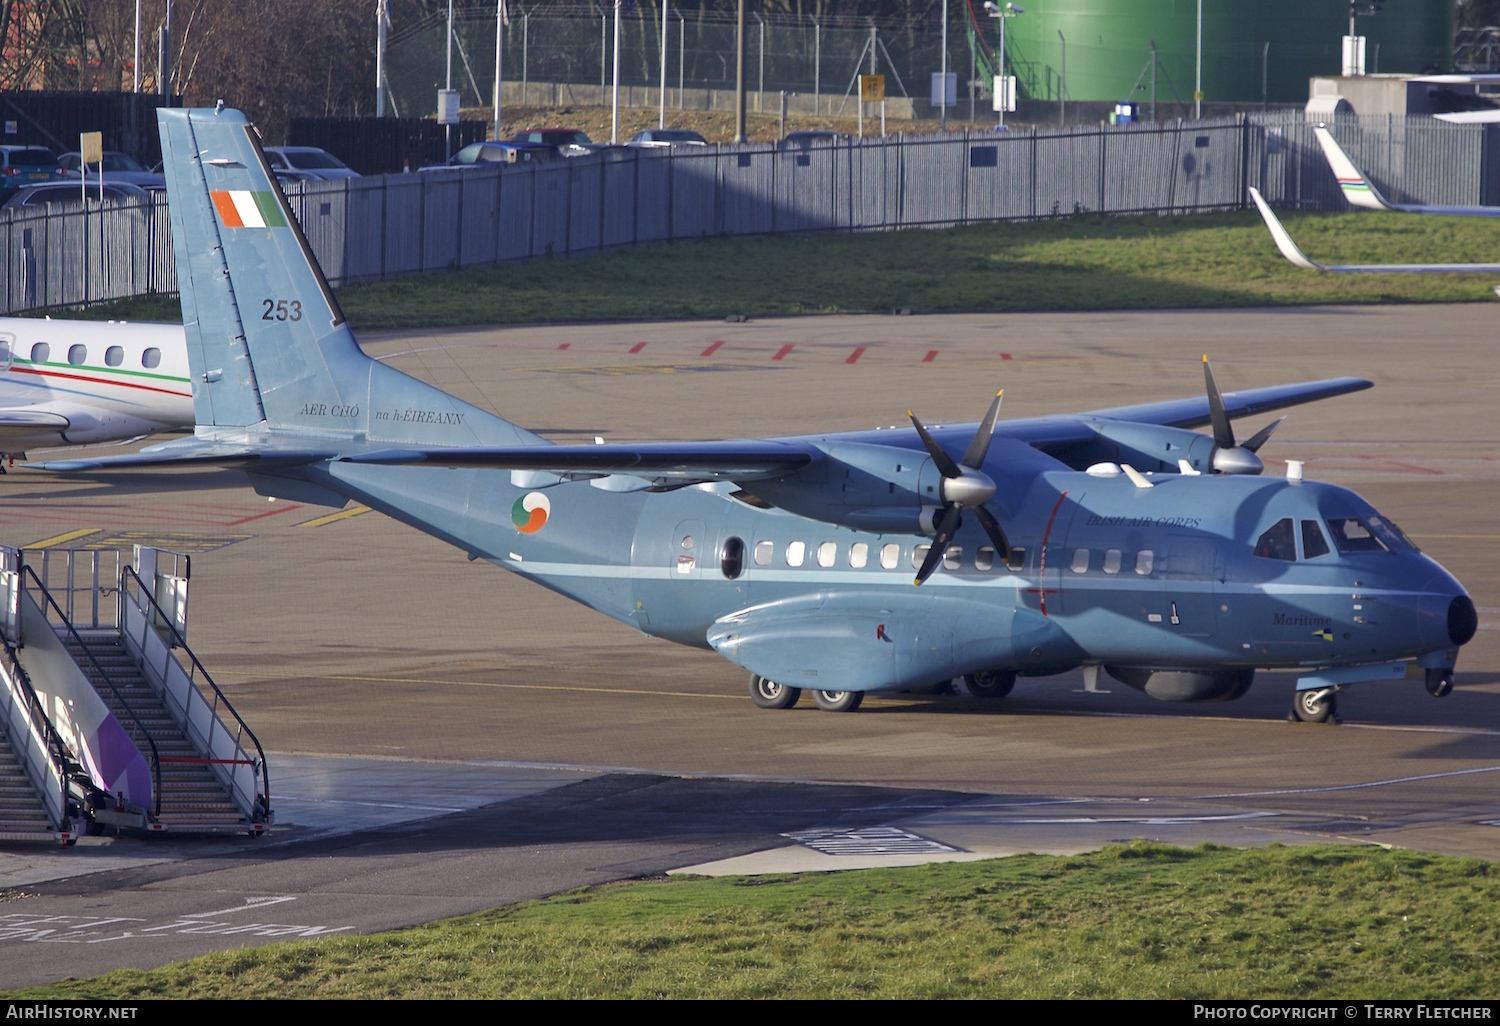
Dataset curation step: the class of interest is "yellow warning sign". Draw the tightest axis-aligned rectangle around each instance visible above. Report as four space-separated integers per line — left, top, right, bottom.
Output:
859 75 885 103
79 131 102 165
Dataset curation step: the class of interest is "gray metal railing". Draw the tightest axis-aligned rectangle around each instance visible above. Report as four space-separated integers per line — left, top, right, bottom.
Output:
3 112 1495 316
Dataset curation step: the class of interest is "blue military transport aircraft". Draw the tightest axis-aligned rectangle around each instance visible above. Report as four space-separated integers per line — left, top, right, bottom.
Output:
44 106 1477 723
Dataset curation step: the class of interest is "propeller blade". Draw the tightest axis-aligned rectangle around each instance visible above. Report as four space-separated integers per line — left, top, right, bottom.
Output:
960 390 1004 469
1241 416 1287 454
914 504 963 585
972 504 1012 563
908 410 962 479
1202 355 1237 452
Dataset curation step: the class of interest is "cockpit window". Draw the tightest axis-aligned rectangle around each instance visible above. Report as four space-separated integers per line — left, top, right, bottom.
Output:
1332 522 1386 552
1301 520 1330 559
1254 518 1296 561
1367 514 1417 552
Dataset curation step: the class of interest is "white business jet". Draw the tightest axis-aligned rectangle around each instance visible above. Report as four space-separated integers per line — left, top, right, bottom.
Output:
1314 124 1500 218
0 317 191 467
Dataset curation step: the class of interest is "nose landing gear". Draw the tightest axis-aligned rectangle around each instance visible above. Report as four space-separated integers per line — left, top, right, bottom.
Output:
1424 668 1455 698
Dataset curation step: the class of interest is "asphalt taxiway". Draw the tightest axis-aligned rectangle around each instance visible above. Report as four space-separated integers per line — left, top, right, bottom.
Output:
0 304 1497 987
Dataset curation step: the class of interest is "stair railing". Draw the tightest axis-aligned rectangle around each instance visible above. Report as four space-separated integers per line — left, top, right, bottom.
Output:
121 567 270 824
20 566 162 819
0 637 82 833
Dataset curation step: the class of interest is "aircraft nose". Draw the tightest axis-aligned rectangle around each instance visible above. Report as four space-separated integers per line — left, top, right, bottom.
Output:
1419 587 1477 648
1447 594 1478 646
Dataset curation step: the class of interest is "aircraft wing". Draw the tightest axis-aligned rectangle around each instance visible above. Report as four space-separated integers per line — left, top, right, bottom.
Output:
1080 375 1373 431
0 410 69 439
1250 187 1500 273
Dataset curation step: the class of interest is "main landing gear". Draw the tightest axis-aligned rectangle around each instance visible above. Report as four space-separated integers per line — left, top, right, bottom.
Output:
963 670 1016 699
747 674 864 712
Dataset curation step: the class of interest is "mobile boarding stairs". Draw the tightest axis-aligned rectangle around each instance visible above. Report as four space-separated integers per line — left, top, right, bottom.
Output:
0 546 271 843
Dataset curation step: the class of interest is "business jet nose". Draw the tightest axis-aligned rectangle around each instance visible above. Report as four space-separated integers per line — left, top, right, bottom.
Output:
1421 587 1477 649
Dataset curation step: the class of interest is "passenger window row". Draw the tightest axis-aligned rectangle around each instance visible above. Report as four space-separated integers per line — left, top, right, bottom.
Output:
750 539 1026 573
1069 548 1155 575
28 342 162 370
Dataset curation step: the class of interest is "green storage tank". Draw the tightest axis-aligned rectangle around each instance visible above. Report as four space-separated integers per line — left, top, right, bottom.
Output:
998 1 1453 105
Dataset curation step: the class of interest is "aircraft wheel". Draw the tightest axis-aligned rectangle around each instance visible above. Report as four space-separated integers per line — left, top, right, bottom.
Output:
749 674 801 709
1292 688 1337 724
812 689 864 713
1425 669 1455 698
964 670 1016 699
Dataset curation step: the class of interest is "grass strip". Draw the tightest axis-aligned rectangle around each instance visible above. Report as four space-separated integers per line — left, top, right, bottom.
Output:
58 209 1500 331
14 842 1500 999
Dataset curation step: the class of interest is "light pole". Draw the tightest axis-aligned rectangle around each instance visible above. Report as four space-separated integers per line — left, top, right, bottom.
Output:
983 3 1023 131
376 0 389 117
1194 0 1202 119
940 0 947 131
611 0 621 144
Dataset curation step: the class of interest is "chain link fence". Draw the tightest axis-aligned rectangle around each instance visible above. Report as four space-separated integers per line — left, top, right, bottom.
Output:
1 113 1494 315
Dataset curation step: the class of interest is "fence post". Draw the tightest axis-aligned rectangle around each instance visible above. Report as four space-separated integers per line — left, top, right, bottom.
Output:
1098 124 1106 214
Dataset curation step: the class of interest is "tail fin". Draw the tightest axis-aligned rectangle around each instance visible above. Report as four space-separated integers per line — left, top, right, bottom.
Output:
157 106 540 448
1312 125 1395 212
1248 188 1324 271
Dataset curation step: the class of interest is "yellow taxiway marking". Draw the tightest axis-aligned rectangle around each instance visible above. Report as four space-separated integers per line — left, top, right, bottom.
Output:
296 505 372 529
24 528 99 548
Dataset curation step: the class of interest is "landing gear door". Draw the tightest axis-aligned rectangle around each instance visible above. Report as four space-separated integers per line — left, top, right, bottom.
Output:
671 520 706 582
1163 538 1217 637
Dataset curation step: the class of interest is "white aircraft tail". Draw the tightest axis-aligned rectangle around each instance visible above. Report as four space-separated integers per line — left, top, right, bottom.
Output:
1247 188 1324 270
1313 126 1395 212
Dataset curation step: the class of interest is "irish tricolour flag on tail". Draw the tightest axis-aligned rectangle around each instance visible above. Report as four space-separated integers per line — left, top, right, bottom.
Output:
210 190 287 229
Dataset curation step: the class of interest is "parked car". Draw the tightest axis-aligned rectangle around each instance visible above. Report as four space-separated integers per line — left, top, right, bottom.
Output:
419 141 561 171
262 146 360 180
55 151 165 191
508 129 595 157
2 181 150 210
627 128 708 148
0 146 60 200
778 130 847 150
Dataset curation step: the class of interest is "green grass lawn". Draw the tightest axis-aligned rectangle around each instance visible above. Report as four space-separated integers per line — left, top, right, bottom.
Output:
63 209 1500 330
14 843 1500 999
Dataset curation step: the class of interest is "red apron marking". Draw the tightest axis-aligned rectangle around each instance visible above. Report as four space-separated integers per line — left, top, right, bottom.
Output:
846 347 866 364
700 340 724 357
772 344 794 361
1001 353 1012 360
922 350 938 363
558 343 570 350
224 503 305 527
628 342 647 354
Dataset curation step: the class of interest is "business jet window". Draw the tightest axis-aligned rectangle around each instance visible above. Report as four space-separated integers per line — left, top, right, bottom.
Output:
1325 517 1386 554
1301 520 1331 559
912 545 930 570
720 537 745 579
141 347 161 369
817 541 836 568
1102 548 1122 574
1134 550 1154 575
944 546 962 571
1070 548 1090 573
105 346 124 367
975 546 994 571
1254 518 1297 561
68 345 87 365
880 543 900 569
849 542 868 568
786 541 806 567
753 540 774 565
30 343 49 364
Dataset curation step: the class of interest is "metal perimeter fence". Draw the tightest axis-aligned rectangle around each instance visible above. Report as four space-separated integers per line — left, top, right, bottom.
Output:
2 112 1495 315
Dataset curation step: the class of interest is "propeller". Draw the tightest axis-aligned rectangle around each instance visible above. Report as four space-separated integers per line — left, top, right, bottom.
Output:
1202 355 1285 475
908 391 1012 586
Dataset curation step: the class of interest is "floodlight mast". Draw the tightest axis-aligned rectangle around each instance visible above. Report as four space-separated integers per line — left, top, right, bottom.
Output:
984 2 1023 131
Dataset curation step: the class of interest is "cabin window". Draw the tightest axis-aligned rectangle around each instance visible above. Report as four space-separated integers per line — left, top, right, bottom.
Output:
67 344 87 365
1326 517 1386 554
849 542 868 568
1134 550 1154 575
944 547 962 571
975 546 994 571
1102 548 1122 574
912 544 930 570
1070 548 1090 573
1007 547 1026 572
141 347 161 369
753 540 774 565
786 541 806 567
817 541 836 568
880 543 900 569
1254 518 1297 561
104 346 124 367
29 343 49 364
1301 520 1331 559
720 537 745 579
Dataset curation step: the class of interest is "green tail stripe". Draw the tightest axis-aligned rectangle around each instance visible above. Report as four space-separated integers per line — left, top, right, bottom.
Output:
253 191 287 228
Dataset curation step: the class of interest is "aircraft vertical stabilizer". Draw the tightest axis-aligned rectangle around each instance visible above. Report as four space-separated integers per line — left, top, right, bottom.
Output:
1313 126 1396 212
155 106 543 450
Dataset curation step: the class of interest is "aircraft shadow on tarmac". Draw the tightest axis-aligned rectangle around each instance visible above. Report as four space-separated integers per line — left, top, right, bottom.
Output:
3 468 251 499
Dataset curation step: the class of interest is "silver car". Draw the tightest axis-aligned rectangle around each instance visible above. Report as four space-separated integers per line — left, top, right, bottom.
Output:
262 147 360 180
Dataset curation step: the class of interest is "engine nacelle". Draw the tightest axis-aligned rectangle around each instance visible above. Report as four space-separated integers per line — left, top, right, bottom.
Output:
1105 666 1255 702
